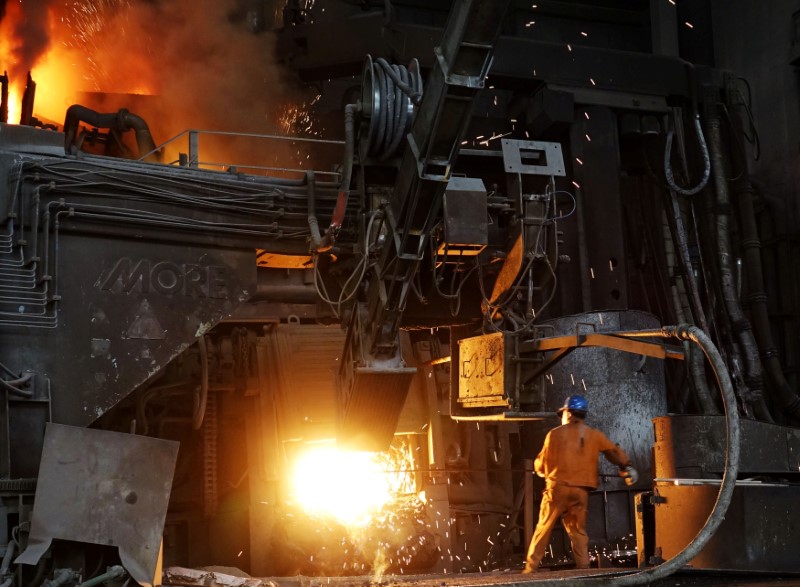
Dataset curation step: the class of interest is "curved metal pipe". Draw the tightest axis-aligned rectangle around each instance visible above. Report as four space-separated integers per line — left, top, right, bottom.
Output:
64 105 159 162
0 372 33 397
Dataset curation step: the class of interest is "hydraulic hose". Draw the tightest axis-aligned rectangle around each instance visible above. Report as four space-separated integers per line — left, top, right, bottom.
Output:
42 569 75 587
664 113 711 196
306 170 323 252
318 103 357 251
661 205 717 413
736 178 800 419
706 116 770 420
77 566 126 587
498 325 740 587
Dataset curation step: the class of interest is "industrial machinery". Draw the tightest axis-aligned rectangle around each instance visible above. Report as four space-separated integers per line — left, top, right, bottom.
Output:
0 0 799 585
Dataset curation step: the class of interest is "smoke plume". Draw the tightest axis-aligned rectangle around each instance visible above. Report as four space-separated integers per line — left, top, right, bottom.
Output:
4 0 318 169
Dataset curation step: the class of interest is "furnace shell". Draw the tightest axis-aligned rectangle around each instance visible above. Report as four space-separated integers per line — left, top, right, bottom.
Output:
541 310 668 487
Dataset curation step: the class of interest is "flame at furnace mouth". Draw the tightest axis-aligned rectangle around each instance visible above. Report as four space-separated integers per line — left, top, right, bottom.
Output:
289 444 417 527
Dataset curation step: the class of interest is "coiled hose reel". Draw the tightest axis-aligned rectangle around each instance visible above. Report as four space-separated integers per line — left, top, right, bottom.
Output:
360 55 423 160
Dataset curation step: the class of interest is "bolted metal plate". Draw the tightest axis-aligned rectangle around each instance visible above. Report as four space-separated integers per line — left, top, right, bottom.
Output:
16 424 179 587
501 139 566 176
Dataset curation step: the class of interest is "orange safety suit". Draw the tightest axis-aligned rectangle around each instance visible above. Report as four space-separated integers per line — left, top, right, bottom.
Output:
525 420 631 571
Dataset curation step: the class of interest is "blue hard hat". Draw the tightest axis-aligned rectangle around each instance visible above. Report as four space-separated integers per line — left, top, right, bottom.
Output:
558 394 588 414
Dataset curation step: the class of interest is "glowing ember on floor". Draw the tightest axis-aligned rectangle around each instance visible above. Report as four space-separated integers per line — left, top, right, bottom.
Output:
290 445 415 526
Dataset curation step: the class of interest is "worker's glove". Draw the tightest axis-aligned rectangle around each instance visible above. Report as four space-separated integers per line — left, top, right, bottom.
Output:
620 465 639 486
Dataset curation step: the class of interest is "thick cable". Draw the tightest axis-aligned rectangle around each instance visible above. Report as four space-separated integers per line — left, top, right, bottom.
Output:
364 59 422 160
706 116 769 419
664 114 711 196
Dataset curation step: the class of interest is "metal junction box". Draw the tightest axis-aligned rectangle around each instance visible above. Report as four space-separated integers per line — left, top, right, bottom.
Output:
439 176 488 258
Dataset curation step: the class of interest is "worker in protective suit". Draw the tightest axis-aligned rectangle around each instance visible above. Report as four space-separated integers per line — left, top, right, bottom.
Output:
522 394 638 573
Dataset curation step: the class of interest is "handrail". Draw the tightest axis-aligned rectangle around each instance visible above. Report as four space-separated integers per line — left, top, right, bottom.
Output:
138 129 345 176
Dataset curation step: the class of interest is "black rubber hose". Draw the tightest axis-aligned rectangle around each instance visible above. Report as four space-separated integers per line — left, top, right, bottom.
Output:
664 114 711 196
736 178 800 418
376 57 422 104
706 116 770 420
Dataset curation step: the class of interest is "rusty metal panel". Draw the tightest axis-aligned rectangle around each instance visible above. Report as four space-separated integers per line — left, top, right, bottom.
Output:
457 332 509 407
16 424 179 587
653 482 800 572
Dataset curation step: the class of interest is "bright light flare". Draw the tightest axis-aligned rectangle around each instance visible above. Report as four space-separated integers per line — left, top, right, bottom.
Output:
6 88 22 125
290 446 411 526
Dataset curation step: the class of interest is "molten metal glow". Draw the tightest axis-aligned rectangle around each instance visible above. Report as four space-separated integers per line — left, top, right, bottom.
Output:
290 446 411 526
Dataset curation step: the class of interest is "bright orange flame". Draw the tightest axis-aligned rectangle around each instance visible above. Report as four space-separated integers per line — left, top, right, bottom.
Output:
290 446 414 526
0 1 158 126
6 88 21 125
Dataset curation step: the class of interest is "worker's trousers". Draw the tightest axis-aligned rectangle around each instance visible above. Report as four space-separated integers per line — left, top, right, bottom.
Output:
525 483 590 570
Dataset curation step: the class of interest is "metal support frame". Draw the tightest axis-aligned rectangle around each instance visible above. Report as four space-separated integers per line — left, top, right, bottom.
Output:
452 327 683 421
519 331 685 383
363 0 515 358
